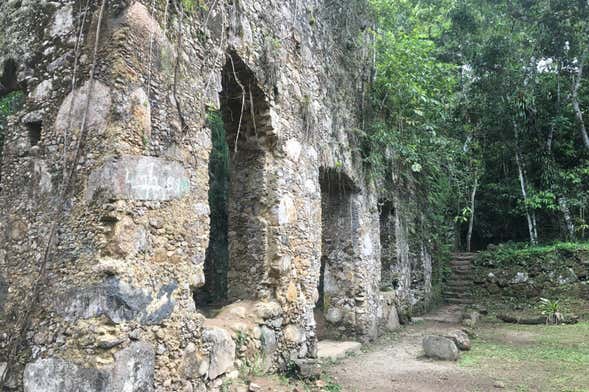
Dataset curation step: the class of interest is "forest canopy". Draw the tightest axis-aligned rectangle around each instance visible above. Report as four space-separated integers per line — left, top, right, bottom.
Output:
366 0 589 250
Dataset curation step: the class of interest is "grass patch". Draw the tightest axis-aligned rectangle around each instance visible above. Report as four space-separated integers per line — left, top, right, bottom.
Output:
476 241 589 266
460 322 589 391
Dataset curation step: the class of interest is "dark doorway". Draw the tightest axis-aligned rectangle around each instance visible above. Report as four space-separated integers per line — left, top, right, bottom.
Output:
315 168 359 339
195 51 274 313
196 110 230 309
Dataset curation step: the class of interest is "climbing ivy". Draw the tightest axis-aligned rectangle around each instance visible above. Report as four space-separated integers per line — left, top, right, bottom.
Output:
0 90 24 162
179 0 207 13
199 110 230 305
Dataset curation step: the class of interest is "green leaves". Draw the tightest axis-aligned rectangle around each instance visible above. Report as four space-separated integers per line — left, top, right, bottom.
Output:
0 90 24 161
367 0 588 248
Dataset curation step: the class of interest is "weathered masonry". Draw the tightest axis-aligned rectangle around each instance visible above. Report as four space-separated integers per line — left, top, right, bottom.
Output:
0 1 434 391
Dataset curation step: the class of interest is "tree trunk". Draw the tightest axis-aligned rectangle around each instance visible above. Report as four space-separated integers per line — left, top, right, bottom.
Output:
515 148 538 245
572 48 589 149
547 62 562 153
531 211 539 243
558 197 575 240
546 123 555 153
466 177 478 252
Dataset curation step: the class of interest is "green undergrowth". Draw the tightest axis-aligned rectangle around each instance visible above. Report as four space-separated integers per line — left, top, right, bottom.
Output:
460 322 589 391
475 242 589 266
0 90 24 161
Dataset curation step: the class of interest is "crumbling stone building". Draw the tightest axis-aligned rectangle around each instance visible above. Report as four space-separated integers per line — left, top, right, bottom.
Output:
0 1 434 390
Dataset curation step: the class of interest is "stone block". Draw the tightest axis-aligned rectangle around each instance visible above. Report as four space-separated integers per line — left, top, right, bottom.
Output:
384 305 400 331
292 359 321 380
56 277 177 325
54 80 111 136
111 342 155 392
203 327 236 379
23 357 109 392
23 342 154 392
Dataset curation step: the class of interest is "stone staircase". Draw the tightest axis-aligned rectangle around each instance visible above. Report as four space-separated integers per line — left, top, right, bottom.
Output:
444 252 477 305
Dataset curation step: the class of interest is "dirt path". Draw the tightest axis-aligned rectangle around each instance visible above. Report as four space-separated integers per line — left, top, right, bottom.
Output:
325 307 496 392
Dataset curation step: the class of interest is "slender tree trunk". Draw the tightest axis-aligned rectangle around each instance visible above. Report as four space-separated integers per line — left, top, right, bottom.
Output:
515 148 538 245
558 197 575 240
572 48 589 149
547 123 555 153
547 62 562 153
531 211 538 243
546 61 576 241
466 177 478 252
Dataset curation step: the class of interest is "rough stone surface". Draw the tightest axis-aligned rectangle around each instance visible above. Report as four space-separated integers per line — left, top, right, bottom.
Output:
422 335 460 361
317 340 362 360
0 0 436 390
202 328 236 380
292 359 322 380
23 357 109 392
56 277 177 325
87 155 190 201
23 342 154 392
110 342 155 392
446 330 471 351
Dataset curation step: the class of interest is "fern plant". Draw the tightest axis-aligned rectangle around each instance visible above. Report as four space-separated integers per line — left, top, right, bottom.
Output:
538 298 564 325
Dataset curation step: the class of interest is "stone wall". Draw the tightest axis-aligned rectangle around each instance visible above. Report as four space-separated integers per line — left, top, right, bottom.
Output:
379 177 434 314
0 0 400 390
317 169 381 340
472 246 589 302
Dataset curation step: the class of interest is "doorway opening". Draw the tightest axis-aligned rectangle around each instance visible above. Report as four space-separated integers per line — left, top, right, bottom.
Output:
195 51 274 314
379 199 398 291
315 168 359 339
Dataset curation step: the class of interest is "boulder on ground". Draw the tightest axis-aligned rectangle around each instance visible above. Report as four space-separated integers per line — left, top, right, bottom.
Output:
446 330 471 351
422 335 459 361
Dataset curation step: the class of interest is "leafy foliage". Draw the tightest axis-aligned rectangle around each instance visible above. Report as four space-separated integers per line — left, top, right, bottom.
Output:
0 90 24 162
199 110 229 305
367 0 589 250
538 298 565 325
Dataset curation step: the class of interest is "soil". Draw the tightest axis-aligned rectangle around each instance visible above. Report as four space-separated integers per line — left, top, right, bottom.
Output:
244 305 589 392
325 307 497 392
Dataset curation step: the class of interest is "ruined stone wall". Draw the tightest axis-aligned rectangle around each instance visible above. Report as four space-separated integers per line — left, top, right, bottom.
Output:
318 170 381 340
379 178 434 314
0 0 383 391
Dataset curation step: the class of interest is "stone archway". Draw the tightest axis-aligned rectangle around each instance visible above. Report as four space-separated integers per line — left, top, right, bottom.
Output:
197 51 276 308
316 168 361 339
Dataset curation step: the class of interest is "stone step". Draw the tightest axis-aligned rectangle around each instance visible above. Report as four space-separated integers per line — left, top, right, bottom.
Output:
446 280 472 286
453 252 478 257
450 260 473 268
452 259 476 263
317 340 362 361
450 264 473 270
449 260 473 266
446 287 472 293
450 266 473 271
444 291 472 298
445 297 474 304
446 287 473 292
452 271 472 279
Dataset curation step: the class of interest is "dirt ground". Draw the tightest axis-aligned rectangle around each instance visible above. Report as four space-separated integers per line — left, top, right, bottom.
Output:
326 308 497 392
233 305 589 392
324 306 589 392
